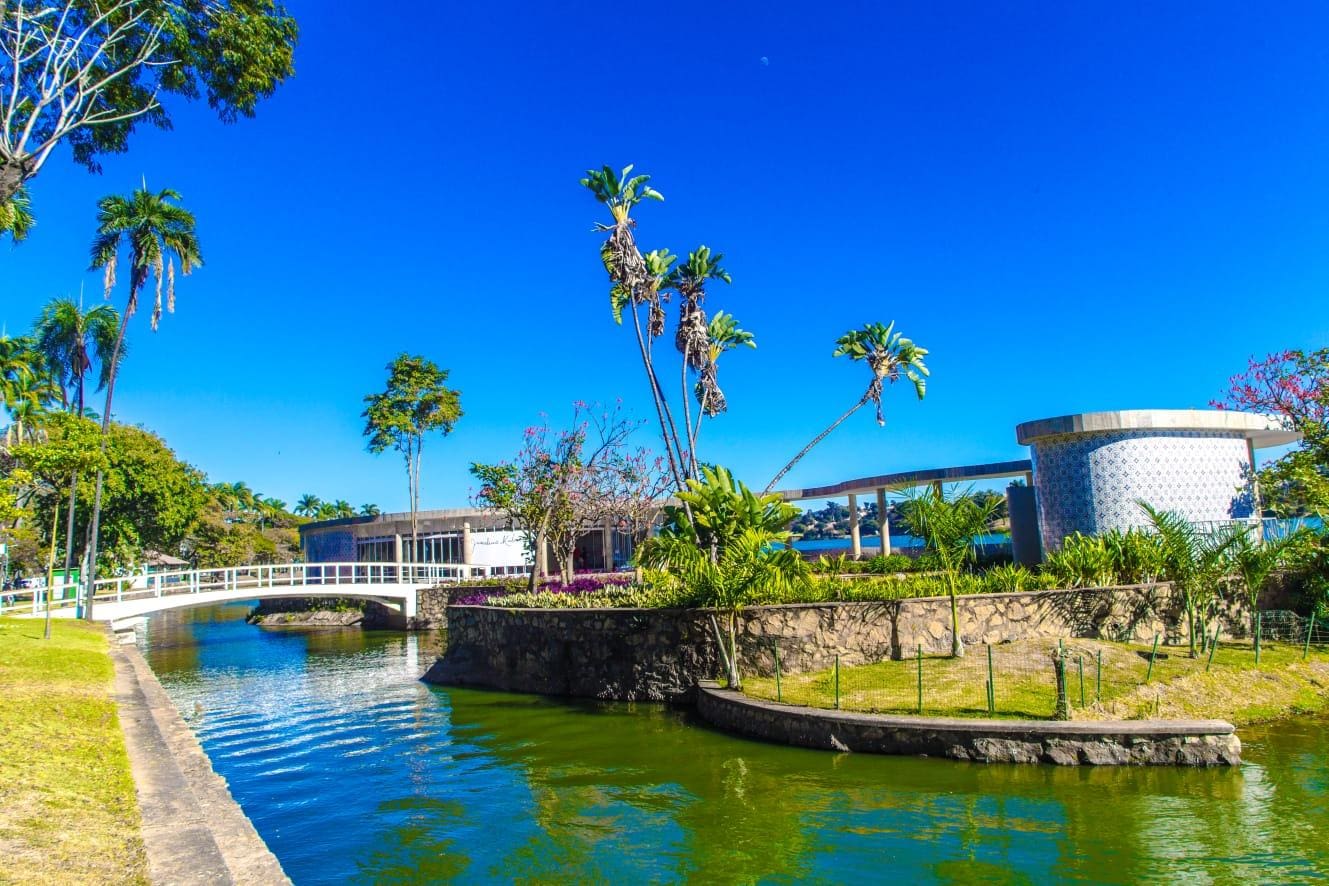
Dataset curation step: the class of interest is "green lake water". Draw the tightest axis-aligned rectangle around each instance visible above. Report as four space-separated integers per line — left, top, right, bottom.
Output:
139 602 1329 884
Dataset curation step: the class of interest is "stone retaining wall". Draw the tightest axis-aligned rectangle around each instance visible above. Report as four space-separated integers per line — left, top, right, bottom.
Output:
427 583 1271 701
693 682 1241 766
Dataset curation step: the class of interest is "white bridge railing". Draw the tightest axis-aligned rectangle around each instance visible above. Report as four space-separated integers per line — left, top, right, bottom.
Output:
0 561 486 617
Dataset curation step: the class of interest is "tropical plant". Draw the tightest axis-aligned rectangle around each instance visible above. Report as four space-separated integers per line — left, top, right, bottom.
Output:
0 187 34 242
636 465 808 689
294 494 322 518
668 246 732 472
983 563 1039 594
1229 527 1306 663
359 503 381 517
83 184 201 619
1043 533 1117 588
363 354 462 558
765 322 929 492
689 310 755 456
331 500 355 520
898 485 1001 657
0 0 298 207
1139 503 1241 657
32 297 121 587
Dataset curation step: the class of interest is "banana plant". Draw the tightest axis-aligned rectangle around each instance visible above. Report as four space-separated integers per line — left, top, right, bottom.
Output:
765 321 929 492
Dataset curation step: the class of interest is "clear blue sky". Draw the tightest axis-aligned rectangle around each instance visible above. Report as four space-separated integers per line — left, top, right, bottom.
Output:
3 1 1326 512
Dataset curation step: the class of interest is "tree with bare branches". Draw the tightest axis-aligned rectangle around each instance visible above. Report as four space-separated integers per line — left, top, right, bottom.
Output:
0 0 297 219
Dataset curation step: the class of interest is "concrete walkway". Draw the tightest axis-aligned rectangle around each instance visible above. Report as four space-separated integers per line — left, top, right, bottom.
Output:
111 637 289 884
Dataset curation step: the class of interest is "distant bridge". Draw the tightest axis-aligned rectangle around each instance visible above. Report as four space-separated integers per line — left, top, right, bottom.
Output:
0 562 485 624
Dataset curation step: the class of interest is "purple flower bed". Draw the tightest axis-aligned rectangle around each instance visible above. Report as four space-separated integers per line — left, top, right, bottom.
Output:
454 573 632 606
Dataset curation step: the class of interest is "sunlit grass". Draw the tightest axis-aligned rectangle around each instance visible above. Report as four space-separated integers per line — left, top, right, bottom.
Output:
743 638 1329 725
0 618 148 884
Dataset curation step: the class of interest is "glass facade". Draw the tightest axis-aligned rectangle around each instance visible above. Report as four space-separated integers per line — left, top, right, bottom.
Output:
355 537 397 563
408 534 464 565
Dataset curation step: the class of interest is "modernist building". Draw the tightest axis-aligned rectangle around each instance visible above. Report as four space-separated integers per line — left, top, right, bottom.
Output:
775 408 1298 563
299 508 638 576
1016 409 1298 551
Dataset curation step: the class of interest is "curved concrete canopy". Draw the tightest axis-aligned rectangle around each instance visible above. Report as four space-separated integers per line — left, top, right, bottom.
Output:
778 459 1033 501
1015 409 1299 448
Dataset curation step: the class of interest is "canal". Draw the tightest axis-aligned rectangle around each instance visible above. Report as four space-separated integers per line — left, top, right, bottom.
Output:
139 602 1329 883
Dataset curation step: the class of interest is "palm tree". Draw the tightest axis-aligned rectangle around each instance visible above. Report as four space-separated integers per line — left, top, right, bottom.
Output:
83 185 202 619
899 485 1002 657
360 503 381 517
581 164 687 490
294 494 322 518
668 246 731 477
637 466 808 690
1230 527 1306 664
765 322 929 493
332 500 354 519
0 187 35 243
32 297 121 591
1140 503 1240 658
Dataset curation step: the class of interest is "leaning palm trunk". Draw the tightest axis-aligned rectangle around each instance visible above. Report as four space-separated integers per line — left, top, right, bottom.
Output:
764 384 875 493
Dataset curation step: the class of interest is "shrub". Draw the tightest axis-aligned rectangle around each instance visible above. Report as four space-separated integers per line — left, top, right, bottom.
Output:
867 553 916 574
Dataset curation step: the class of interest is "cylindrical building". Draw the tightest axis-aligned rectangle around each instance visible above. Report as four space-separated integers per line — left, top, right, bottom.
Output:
1015 409 1298 551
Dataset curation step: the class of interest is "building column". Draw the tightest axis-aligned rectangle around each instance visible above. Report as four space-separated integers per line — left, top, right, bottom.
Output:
848 493 861 559
602 522 615 571
876 488 890 556
1246 438 1262 515
462 522 475 565
932 480 944 498
393 533 403 564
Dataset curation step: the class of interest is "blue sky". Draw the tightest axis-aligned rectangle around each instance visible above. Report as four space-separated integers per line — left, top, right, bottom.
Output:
3 1 1326 512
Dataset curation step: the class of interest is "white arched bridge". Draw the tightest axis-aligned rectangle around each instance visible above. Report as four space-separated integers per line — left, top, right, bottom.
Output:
0 562 485 624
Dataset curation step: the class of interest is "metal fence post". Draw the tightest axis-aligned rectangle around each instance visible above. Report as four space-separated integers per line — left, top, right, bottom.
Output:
834 654 841 710
916 644 923 714
986 644 995 715
1053 647 1070 721
1078 654 1086 707
1305 612 1316 661
1146 633 1160 683
773 643 782 703
1096 649 1102 703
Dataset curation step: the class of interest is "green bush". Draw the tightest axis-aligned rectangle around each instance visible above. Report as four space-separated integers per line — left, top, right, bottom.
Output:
866 553 916 574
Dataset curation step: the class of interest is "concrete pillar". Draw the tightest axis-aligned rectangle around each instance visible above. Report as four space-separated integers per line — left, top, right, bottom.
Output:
1024 470 1034 488
876 488 890 556
461 522 474 565
602 522 615 571
932 480 944 498
393 533 403 564
848 493 861 559
1246 438 1261 514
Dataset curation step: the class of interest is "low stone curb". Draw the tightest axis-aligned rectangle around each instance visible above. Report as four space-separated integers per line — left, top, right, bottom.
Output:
111 633 289 884
693 681 1241 766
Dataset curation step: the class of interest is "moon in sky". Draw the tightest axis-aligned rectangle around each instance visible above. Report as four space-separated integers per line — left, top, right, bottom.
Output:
760 56 769 66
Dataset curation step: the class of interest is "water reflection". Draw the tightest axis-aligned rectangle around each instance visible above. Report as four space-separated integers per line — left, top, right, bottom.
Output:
139 604 1329 884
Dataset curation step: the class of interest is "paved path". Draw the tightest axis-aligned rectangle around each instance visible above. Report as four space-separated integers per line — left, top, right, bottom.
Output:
112 635 289 885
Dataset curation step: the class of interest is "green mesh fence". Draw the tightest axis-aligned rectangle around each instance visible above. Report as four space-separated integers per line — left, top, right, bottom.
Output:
746 626 1329 720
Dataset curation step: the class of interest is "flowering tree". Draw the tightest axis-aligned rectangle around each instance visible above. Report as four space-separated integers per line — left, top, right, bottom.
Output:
1215 349 1329 516
471 402 666 588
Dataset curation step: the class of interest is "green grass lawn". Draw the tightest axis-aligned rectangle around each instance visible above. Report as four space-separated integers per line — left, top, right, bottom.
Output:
743 638 1329 726
0 618 148 884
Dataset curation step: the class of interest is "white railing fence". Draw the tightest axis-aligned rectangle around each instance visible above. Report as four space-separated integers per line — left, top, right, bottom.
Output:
0 561 486 617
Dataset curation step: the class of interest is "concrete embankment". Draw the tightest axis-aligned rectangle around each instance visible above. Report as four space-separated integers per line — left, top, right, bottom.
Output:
693 681 1241 766
111 636 289 884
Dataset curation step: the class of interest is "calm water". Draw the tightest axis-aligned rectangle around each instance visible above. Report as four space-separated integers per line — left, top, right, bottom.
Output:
139 603 1329 884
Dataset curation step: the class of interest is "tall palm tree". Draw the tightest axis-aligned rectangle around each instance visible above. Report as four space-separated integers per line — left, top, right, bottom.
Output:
581 165 688 490
765 322 929 493
32 297 121 589
360 503 381 517
668 246 731 477
294 494 322 518
688 312 755 457
333 500 354 519
1 337 57 445
83 185 202 619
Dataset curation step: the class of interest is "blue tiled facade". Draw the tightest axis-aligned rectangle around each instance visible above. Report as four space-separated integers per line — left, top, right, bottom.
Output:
1031 429 1255 551
304 529 355 563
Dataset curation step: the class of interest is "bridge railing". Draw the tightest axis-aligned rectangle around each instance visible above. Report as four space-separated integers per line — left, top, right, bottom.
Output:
2 561 485 615
0 581 83 617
